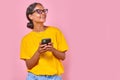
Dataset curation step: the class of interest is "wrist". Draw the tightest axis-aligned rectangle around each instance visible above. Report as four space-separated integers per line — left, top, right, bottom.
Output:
35 50 41 57
37 49 41 54
51 48 56 52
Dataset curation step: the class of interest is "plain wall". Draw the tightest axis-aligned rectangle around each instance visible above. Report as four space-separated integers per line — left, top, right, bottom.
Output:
0 0 120 80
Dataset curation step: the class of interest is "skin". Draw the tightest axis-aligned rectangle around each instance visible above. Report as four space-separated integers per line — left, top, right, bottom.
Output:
25 4 66 70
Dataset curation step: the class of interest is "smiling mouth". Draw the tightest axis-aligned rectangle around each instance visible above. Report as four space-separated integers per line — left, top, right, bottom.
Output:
40 15 46 18
41 16 46 18
40 17 46 20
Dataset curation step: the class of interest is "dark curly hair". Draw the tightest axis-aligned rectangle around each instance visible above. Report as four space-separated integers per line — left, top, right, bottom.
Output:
26 2 43 29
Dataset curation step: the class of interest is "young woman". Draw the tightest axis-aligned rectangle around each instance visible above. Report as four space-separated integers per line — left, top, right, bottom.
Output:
20 2 68 80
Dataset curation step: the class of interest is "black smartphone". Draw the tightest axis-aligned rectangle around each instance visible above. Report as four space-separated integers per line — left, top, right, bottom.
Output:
41 38 51 45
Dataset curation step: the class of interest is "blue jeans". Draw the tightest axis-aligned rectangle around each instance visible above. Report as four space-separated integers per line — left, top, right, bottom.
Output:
27 72 62 80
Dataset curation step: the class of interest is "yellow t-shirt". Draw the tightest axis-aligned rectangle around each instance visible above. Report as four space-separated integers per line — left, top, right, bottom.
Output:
20 26 68 75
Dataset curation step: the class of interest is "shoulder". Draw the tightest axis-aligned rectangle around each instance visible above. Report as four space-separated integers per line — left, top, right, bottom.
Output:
21 32 33 42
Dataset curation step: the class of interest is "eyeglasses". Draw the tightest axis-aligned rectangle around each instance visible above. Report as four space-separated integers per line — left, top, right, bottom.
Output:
32 9 48 14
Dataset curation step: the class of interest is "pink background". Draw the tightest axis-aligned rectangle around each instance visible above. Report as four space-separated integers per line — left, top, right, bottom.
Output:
0 0 120 80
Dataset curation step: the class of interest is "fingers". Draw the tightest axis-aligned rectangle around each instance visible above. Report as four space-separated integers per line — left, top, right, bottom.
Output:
38 42 54 54
40 44 47 48
48 42 52 45
47 42 53 47
37 44 47 54
40 42 53 47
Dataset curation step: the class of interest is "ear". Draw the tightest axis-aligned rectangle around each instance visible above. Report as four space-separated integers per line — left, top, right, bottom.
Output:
28 14 33 20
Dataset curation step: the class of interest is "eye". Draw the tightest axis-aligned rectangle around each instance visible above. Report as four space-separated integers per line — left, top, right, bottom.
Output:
36 9 42 14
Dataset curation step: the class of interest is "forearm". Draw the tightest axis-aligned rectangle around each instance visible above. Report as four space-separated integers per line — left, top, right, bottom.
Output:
51 48 66 60
25 51 40 69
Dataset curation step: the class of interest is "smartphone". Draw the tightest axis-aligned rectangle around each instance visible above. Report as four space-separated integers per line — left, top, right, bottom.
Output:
41 38 51 45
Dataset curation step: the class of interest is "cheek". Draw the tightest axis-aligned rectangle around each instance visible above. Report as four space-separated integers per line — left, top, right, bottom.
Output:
36 14 41 17
33 15 40 21
33 14 40 18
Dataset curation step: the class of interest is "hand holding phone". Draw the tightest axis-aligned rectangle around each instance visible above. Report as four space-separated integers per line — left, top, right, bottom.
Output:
37 38 54 53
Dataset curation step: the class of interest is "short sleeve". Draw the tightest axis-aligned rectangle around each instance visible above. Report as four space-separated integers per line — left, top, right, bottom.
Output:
20 38 31 59
56 28 69 52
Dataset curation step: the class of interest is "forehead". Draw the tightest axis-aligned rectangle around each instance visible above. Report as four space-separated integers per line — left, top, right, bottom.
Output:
34 4 44 10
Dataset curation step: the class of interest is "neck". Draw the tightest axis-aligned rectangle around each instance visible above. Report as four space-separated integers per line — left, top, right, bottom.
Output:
33 22 45 32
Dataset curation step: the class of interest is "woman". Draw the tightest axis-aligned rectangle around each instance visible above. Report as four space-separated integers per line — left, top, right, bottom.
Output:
20 2 68 80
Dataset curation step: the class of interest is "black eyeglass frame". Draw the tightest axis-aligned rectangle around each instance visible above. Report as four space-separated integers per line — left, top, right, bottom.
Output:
32 9 48 14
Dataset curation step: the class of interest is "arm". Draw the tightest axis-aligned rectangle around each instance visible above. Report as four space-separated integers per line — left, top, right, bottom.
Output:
51 48 66 60
46 43 66 60
25 44 48 69
25 51 40 69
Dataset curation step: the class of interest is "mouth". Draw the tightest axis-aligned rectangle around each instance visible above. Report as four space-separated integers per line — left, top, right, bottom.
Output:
40 16 46 20
40 16 46 18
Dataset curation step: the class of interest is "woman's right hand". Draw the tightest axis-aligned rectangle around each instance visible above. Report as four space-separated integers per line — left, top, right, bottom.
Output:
37 43 48 54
